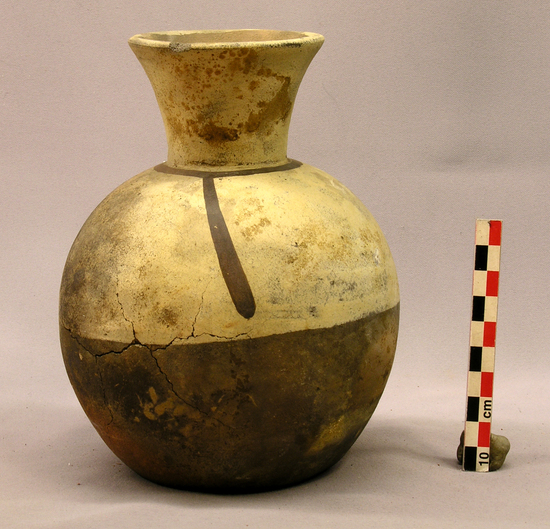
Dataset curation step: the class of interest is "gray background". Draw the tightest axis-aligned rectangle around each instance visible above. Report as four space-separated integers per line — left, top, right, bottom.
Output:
2 1 549 527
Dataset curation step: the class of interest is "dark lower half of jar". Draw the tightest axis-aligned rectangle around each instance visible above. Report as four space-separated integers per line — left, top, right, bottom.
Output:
61 303 399 492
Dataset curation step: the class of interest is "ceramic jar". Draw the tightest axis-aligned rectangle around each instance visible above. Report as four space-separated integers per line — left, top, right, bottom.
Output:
60 30 399 491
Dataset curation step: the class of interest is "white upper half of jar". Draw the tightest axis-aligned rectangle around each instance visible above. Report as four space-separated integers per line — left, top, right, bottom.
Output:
60 163 399 346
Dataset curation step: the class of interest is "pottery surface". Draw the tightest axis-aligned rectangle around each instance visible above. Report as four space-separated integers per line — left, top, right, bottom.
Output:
60 30 399 491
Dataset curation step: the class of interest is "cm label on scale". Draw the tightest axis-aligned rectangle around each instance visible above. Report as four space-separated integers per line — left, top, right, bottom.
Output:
482 398 492 419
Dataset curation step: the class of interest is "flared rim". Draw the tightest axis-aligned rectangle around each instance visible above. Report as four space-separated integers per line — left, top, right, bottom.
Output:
128 29 324 51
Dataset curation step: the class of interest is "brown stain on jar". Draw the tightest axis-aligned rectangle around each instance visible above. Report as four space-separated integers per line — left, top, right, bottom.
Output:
244 74 292 135
184 72 292 146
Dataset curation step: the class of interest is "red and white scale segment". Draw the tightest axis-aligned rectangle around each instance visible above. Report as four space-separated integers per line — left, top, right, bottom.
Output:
462 219 502 472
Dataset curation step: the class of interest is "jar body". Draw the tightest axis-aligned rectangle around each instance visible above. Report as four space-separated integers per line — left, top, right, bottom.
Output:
60 161 399 491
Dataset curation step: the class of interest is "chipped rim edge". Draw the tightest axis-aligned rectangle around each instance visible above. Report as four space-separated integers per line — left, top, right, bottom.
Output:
128 29 325 51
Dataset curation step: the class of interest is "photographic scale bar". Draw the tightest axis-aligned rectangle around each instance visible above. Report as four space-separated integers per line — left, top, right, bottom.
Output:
462 219 502 472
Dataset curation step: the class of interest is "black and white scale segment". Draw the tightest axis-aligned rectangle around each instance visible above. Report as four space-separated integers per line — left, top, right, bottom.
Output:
462 219 502 472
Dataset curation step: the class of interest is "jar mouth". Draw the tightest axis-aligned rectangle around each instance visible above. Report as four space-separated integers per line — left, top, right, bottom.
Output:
129 29 324 50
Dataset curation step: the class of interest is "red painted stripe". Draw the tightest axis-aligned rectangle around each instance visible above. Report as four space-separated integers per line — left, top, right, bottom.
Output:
478 422 491 447
480 372 494 398
483 321 497 347
486 270 500 296
489 220 502 246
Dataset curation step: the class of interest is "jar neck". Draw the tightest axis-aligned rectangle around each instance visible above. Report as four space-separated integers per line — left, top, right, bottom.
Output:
129 31 323 170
